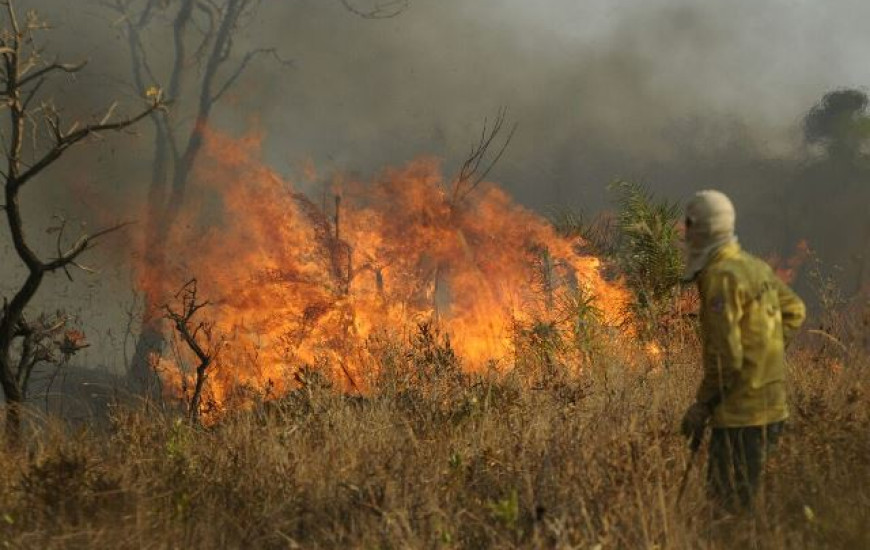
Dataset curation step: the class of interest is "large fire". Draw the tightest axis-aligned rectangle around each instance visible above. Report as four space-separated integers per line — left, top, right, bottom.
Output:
139 129 632 412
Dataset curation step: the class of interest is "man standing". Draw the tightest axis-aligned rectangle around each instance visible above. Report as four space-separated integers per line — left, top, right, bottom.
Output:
680 190 806 512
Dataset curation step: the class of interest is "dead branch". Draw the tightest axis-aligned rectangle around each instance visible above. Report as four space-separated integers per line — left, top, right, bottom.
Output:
11 312 84 399
18 60 86 88
21 76 45 111
211 47 293 105
43 221 135 275
450 106 518 208
340 0 409 19
14 101 162 191
162 279 222 423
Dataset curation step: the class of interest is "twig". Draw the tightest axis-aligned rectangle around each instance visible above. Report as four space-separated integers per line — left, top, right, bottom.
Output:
14 101 163 191
211 47 292 104
450 106 517 207
339 0 409 19
19 60 86 88
806 329 848 353
43 221 135 273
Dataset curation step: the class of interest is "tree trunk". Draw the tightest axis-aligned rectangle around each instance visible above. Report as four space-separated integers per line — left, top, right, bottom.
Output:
0 353 23 443
0 271 44 444
189 361 209 424
3 395 22 446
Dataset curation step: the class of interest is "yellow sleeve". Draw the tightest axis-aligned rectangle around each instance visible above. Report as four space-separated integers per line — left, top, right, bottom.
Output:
696 271 744 406
774 276 806 343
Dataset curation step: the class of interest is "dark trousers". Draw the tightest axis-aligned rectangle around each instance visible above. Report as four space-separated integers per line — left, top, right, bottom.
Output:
707 421 784 512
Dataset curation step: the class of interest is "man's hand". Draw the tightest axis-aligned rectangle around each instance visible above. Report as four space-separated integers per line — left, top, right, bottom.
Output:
680 401 712 440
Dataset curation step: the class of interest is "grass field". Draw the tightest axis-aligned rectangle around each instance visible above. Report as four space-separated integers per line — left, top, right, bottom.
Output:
0 318 867 550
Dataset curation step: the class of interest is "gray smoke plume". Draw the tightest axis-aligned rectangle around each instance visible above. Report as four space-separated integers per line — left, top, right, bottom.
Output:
18 1 870 208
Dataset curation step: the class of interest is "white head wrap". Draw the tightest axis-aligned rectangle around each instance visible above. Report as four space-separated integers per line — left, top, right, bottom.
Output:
683 190 737 281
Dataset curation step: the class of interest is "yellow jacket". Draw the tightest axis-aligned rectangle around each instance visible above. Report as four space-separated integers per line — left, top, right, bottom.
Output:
696 242 806 427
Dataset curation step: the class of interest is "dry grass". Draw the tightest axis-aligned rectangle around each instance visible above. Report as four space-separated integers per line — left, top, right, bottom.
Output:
0 327 867 549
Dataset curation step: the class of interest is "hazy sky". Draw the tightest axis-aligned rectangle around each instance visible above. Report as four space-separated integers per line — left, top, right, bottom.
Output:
237 0 870 205
22 0 870 199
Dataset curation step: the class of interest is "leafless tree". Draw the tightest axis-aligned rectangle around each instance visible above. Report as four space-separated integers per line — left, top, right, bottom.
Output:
162 278 222 424
0 0 162 442
105 0 408 389
104 0 286 387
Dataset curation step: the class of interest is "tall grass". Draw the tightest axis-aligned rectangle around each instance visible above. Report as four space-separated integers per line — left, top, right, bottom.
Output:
0 323 866 549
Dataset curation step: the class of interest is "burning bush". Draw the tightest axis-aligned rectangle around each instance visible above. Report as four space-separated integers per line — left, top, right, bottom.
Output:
141 129 633 418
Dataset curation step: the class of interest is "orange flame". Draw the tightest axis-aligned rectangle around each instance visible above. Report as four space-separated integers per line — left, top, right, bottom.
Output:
769 239 811 284
137 128 632 413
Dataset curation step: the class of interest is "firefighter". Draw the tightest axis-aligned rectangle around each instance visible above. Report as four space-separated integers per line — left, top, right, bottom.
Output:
679 190 806 512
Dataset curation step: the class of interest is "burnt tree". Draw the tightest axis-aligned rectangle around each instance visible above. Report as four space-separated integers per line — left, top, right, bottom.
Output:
108 0 288 389
163 279 222 424
0 0 161 441
108 0 408 390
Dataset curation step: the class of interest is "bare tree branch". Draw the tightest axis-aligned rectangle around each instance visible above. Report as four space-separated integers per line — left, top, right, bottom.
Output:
3 1 22 39
48 215 74 281
14 99 162 190
110 0 180 198
450 106 518 207
191 2 219 61
340 0 409 19
18 60 86 88
169 0 197 102
109 0 159 93
21 75 44 110
43 221 134 273
169 0 254 208
211 47 292 104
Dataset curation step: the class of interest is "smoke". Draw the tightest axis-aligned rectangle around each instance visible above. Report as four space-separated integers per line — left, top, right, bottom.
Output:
17 0 870 209
4 0 870 372
232 0 870 293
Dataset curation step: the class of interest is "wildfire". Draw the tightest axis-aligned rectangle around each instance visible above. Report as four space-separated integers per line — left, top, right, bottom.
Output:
139 128 632 412
770 239 811 284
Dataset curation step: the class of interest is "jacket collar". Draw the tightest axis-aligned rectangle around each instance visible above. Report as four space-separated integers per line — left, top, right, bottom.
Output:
683 237 740 283
704 240 741 271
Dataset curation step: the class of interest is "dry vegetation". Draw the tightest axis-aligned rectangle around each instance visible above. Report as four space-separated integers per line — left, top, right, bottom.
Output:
2 2 868 548
0 316 866 550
